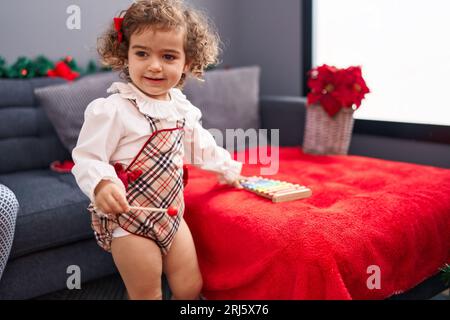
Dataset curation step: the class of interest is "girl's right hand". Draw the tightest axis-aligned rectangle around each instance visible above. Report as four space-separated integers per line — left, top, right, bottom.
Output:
94 179 130 215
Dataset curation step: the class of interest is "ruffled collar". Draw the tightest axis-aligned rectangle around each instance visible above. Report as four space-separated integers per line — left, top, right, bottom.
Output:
107 82 188 121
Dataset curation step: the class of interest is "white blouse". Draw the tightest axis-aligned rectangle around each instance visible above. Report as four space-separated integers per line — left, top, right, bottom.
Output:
71 82 242 203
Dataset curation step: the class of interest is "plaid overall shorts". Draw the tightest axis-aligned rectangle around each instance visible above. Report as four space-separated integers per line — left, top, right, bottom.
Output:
88 99 186 255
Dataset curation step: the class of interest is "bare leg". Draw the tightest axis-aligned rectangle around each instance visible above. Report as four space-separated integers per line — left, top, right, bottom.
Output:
163 218 203 300
111 234 163 300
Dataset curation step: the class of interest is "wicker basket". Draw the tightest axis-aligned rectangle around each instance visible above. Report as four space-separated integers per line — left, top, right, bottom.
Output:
302 104 355 155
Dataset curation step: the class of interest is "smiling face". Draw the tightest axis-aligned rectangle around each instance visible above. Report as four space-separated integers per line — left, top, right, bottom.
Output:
127 26 189 101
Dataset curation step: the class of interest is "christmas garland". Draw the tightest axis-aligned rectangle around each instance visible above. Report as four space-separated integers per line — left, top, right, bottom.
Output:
0 55 111 81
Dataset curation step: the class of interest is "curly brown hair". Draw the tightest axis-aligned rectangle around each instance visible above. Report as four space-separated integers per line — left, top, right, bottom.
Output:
97 0 220 88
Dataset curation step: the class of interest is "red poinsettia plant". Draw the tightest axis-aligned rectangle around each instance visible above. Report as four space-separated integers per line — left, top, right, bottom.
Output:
307 64 370 117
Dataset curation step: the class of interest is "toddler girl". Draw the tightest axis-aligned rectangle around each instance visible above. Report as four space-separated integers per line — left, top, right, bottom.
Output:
71 0 243 300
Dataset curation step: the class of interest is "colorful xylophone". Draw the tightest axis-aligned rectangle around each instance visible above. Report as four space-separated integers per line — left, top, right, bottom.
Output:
239 176 312 203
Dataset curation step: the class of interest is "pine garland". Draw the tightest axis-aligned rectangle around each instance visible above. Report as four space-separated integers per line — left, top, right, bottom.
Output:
63 56 81 73
0 57 7 77
8 57 36 78
33 56 54 77
0 55 110 79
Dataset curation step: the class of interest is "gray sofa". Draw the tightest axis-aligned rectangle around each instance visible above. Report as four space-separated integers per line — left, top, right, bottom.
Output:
0 76 122 299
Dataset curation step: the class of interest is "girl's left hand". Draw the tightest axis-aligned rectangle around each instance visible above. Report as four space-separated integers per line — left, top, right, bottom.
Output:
231 175 246 189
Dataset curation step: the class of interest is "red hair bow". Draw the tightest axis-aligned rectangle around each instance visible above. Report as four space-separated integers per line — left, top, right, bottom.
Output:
114 163 143 190
114 17 124 44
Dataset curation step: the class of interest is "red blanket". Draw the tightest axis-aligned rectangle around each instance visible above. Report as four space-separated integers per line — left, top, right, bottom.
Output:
183 146 450 300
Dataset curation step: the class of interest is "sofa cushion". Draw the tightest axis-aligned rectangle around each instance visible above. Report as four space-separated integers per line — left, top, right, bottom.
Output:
0 171 92 259
183 66 261 137
0 77 69 174
34 71 121 153
0 239 117 299
0 78 65 108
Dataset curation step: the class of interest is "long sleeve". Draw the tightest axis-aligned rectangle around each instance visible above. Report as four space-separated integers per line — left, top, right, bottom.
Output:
71 98 126 203
183 109 243 184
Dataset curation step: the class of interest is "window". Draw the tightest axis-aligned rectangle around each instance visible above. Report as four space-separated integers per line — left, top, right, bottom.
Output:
313 0 450 126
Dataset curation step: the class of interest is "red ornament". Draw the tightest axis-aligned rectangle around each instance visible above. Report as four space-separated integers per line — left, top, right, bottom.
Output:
47 61 80 81
21 69 28 76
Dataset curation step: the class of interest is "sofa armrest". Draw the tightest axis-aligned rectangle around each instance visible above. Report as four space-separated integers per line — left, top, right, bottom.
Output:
260 96 307 146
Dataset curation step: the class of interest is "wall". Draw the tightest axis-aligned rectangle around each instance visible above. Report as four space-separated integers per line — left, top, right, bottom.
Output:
233 0 302 96
0 0 133 68
0 0 302 96
187 0 239 67
190 0 302 96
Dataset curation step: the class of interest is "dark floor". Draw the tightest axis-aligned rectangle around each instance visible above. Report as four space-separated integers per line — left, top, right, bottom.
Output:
36 273 128 300
35 273 172 300
35 273 450 300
